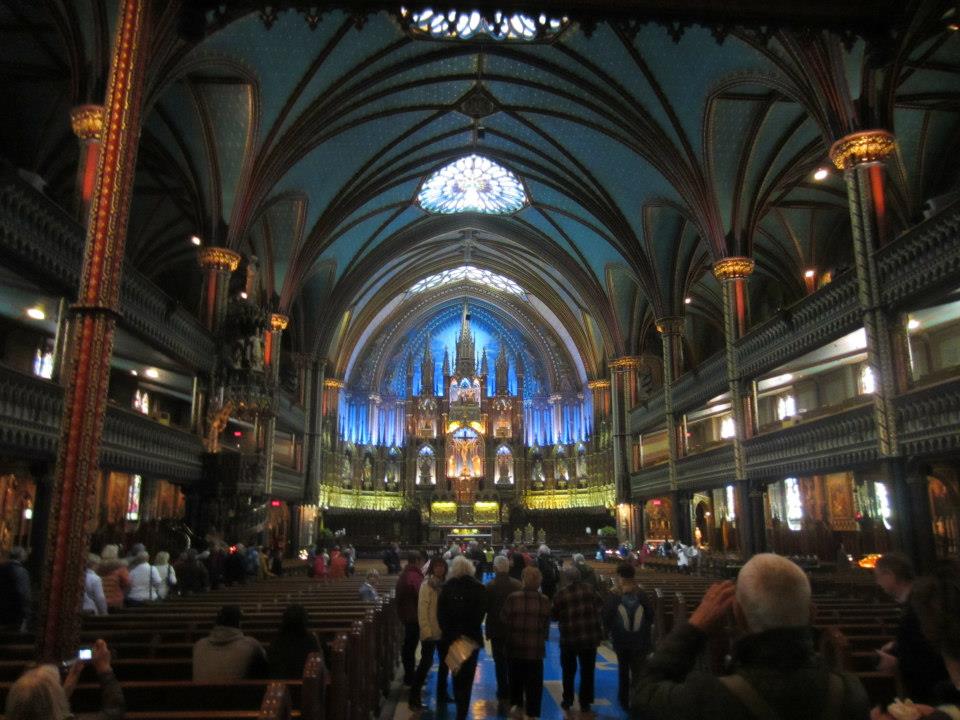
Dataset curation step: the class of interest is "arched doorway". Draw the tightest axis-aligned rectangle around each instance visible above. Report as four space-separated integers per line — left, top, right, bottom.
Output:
694 498 712 549
928 473 960 559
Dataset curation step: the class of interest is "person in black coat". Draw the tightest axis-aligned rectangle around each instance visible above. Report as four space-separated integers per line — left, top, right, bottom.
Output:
267 605 321 679
437 556 488 720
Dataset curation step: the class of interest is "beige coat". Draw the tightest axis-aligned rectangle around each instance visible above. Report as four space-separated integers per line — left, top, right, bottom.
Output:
417 576 443 641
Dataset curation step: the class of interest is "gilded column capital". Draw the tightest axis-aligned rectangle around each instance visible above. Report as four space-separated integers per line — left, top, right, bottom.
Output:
712 256 755 281
829 129 896 171
587 379 610 390
655 316 685 335
70 104 105 141
198 246 241 272
324 378 345 389
609 355 643 370
269 313 289 332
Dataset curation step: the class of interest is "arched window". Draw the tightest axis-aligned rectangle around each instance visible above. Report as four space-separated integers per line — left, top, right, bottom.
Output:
784 477 803 531
417 445 435 485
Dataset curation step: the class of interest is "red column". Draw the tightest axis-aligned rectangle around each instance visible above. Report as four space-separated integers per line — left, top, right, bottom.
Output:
69 105 105 225
38 0 152 662
198 247 241 334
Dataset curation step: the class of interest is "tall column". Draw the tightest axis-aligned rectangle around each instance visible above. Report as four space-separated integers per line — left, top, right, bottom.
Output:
657 317 688 543
587 379 611 482
713 257 763 557
38 0 152 663
610 357 641 505
321 378 344 485
69 104 105 224
263 313 288 495
303 360 324 504
829 130 918 557
198 247 241 335
829 131 901 455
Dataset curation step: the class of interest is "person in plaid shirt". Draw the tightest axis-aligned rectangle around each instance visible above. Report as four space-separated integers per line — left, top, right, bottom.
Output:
501 565 552 719
552 565 603 718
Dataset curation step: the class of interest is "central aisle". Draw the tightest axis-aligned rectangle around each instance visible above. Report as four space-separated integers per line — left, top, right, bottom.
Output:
393 625 631 719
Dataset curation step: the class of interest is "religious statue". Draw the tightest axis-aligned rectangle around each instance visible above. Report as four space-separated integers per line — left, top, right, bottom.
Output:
498 453 511 483
537 528 546 544
362 456 372 488
576 452 587 479
341 453 352 481
532 459 544 484
514 527 523 545
418 454 433 484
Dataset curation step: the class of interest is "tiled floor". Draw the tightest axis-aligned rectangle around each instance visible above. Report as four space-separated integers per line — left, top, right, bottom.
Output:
393 625 631 720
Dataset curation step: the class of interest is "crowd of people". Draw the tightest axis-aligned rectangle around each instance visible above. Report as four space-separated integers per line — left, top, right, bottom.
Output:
0 540 285 629
393 543 651 720
3 540 960 720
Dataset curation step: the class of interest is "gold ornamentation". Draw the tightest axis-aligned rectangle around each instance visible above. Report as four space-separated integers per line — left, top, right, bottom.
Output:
829 130 896 171
655 316 685 335
198 247 241 271
609 356 643 369
713 257 755 281
70 105 105 140
269 313 289 331
324 378 345 389
523 483 616 510
587 379 610 390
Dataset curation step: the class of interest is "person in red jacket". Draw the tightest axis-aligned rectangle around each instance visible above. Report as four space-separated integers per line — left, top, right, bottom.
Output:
328 548 347 579
395 551 424 686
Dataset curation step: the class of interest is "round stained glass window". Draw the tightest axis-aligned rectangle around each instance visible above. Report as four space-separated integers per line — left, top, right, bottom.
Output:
418 155 527 215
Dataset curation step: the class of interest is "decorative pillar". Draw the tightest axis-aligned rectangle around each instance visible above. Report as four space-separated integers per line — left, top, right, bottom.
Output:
829 131 902 456
321 378 345 484
69 104 105 224
829 130 919 557
610 356 642 544
587 379 610 483
263 313 288 495
38 0 152 663
713 256 763 557
198 247 241 335
303 360 324 505
657 316 688 543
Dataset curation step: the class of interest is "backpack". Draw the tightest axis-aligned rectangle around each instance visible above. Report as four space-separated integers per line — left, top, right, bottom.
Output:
612 591 649 650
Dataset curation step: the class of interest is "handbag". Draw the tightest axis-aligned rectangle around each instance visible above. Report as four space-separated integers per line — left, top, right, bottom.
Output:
444 636 480 675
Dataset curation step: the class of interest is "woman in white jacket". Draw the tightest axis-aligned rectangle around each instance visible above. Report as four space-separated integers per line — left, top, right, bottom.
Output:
408 556 449 710
154 551 177 600
126 550 161 606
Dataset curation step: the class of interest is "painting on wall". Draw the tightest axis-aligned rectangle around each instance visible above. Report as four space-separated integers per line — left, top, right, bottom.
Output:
826 472 858 531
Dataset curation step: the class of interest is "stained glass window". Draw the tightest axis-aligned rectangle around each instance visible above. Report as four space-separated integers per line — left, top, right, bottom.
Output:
126 474 142 521
408 265 525 297
400 8 566 41
784 477 803 531
33 348 53 379
418 155 527 214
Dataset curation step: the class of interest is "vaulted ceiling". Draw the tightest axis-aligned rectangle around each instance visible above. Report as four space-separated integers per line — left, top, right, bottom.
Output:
2 0 959 381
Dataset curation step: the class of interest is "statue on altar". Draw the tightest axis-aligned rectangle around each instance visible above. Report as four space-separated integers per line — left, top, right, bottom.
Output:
524 523 534 544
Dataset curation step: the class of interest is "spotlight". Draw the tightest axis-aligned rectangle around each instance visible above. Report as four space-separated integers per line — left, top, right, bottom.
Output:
684 297 692 305
804 269 816 279
240 291 248 299
907 318 920 330
813 168 829 181
26 307 45 320
130 370 138 376
189 235 202 246
144 368 160 379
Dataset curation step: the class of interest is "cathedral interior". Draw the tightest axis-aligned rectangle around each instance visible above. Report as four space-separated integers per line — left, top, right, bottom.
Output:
0 0 959 621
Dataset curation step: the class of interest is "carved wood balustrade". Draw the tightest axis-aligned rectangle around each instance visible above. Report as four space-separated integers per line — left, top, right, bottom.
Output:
0 168 216 373
0 365 203 481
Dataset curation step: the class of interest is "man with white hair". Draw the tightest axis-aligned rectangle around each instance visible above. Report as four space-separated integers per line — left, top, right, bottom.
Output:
634 553 870 719
486 554 522 713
